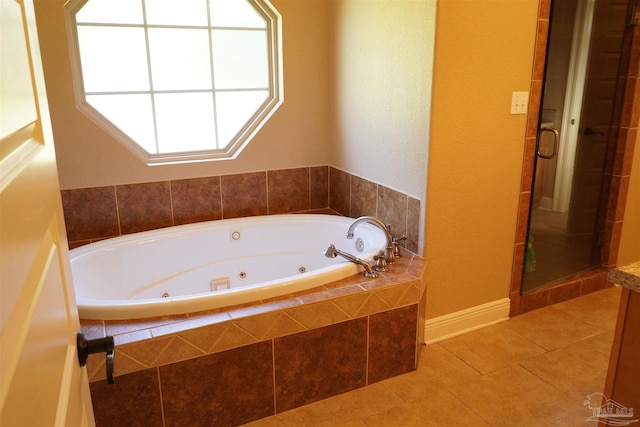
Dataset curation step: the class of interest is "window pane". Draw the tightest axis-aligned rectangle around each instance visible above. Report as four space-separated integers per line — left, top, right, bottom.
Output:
212 30 268 89
87 94 157 153
75 0 143 24
78 27 149 92
216 91 268 146
210 0 266 28
148 28 212 91
70 0 281 162
145 0 208 26
154 93 217 152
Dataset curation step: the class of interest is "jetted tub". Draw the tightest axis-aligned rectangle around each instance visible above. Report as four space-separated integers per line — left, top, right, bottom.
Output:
70 214 388 320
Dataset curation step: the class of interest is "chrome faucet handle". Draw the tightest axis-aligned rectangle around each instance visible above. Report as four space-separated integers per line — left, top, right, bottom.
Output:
373 251 388 271
346 216 395 264
392 235 407 257
325 244 378 278
384 224 397 264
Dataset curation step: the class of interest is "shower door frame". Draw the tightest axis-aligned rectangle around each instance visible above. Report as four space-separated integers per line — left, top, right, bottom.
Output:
509 0 639 316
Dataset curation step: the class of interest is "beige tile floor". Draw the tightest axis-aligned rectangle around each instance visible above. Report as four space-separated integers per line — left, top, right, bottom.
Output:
243 285 623 427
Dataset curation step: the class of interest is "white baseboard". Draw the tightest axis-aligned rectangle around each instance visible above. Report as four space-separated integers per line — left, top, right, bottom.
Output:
424 298 511 344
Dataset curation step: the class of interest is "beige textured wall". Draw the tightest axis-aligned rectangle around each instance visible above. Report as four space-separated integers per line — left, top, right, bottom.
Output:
39 0 435 205
331 0 435 203
425 0 539 318
36 0 335 189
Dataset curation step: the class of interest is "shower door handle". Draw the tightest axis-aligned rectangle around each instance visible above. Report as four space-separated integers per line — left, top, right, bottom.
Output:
536 127 559 159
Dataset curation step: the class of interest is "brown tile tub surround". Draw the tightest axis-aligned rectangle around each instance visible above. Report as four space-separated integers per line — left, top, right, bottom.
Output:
161 341 275 426
82 251 426 427
171 176 222 225
117 181 173 234
274 318 369 413
61 185 120 242
90 368 163 427
328 166 421 253
61 165 421 253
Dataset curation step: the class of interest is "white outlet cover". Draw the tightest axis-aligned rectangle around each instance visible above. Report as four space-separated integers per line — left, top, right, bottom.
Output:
511 92 529 115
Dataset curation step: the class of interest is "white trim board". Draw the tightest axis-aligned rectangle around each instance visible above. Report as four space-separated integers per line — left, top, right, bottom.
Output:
424 298 511 344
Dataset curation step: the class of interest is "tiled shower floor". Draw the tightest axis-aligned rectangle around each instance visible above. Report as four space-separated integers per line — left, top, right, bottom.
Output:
244 286 622 426
522 208 595 292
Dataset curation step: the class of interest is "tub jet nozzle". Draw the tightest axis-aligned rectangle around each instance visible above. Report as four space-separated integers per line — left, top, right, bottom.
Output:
323 244 378 278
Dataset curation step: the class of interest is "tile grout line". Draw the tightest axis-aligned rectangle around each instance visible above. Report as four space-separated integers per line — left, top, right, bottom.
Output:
157 367 166 427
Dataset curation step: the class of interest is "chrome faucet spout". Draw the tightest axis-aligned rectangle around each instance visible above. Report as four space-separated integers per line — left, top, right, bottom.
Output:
346 216 395 264
324 244 378 278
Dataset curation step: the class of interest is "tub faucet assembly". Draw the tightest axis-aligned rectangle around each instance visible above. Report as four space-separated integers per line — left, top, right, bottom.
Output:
324 244 378 278
346 216 395 265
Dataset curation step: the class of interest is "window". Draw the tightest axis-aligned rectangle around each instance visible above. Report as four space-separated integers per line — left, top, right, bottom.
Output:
65 0 283 164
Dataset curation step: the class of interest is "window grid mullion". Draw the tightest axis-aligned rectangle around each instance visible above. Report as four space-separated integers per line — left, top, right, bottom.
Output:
207 0 220 150
84 87 269 96
141 0 160 155
76 23 266 32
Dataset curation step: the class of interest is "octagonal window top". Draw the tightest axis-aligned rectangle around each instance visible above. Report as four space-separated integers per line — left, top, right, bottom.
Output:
65 0 283 165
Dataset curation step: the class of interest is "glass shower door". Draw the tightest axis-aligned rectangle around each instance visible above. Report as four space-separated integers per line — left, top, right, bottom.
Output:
522 0 628 292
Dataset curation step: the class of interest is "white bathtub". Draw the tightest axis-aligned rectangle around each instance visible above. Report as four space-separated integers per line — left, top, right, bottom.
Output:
70 214 387 320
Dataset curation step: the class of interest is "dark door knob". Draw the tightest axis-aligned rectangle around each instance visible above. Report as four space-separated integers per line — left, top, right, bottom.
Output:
77 332 115 384
584 127 604 136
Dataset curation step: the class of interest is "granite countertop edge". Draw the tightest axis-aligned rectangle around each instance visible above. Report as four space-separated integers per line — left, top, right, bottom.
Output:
608 261 640 293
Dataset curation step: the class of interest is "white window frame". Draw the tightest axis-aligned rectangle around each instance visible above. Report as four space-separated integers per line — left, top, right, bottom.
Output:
64 0 283 165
